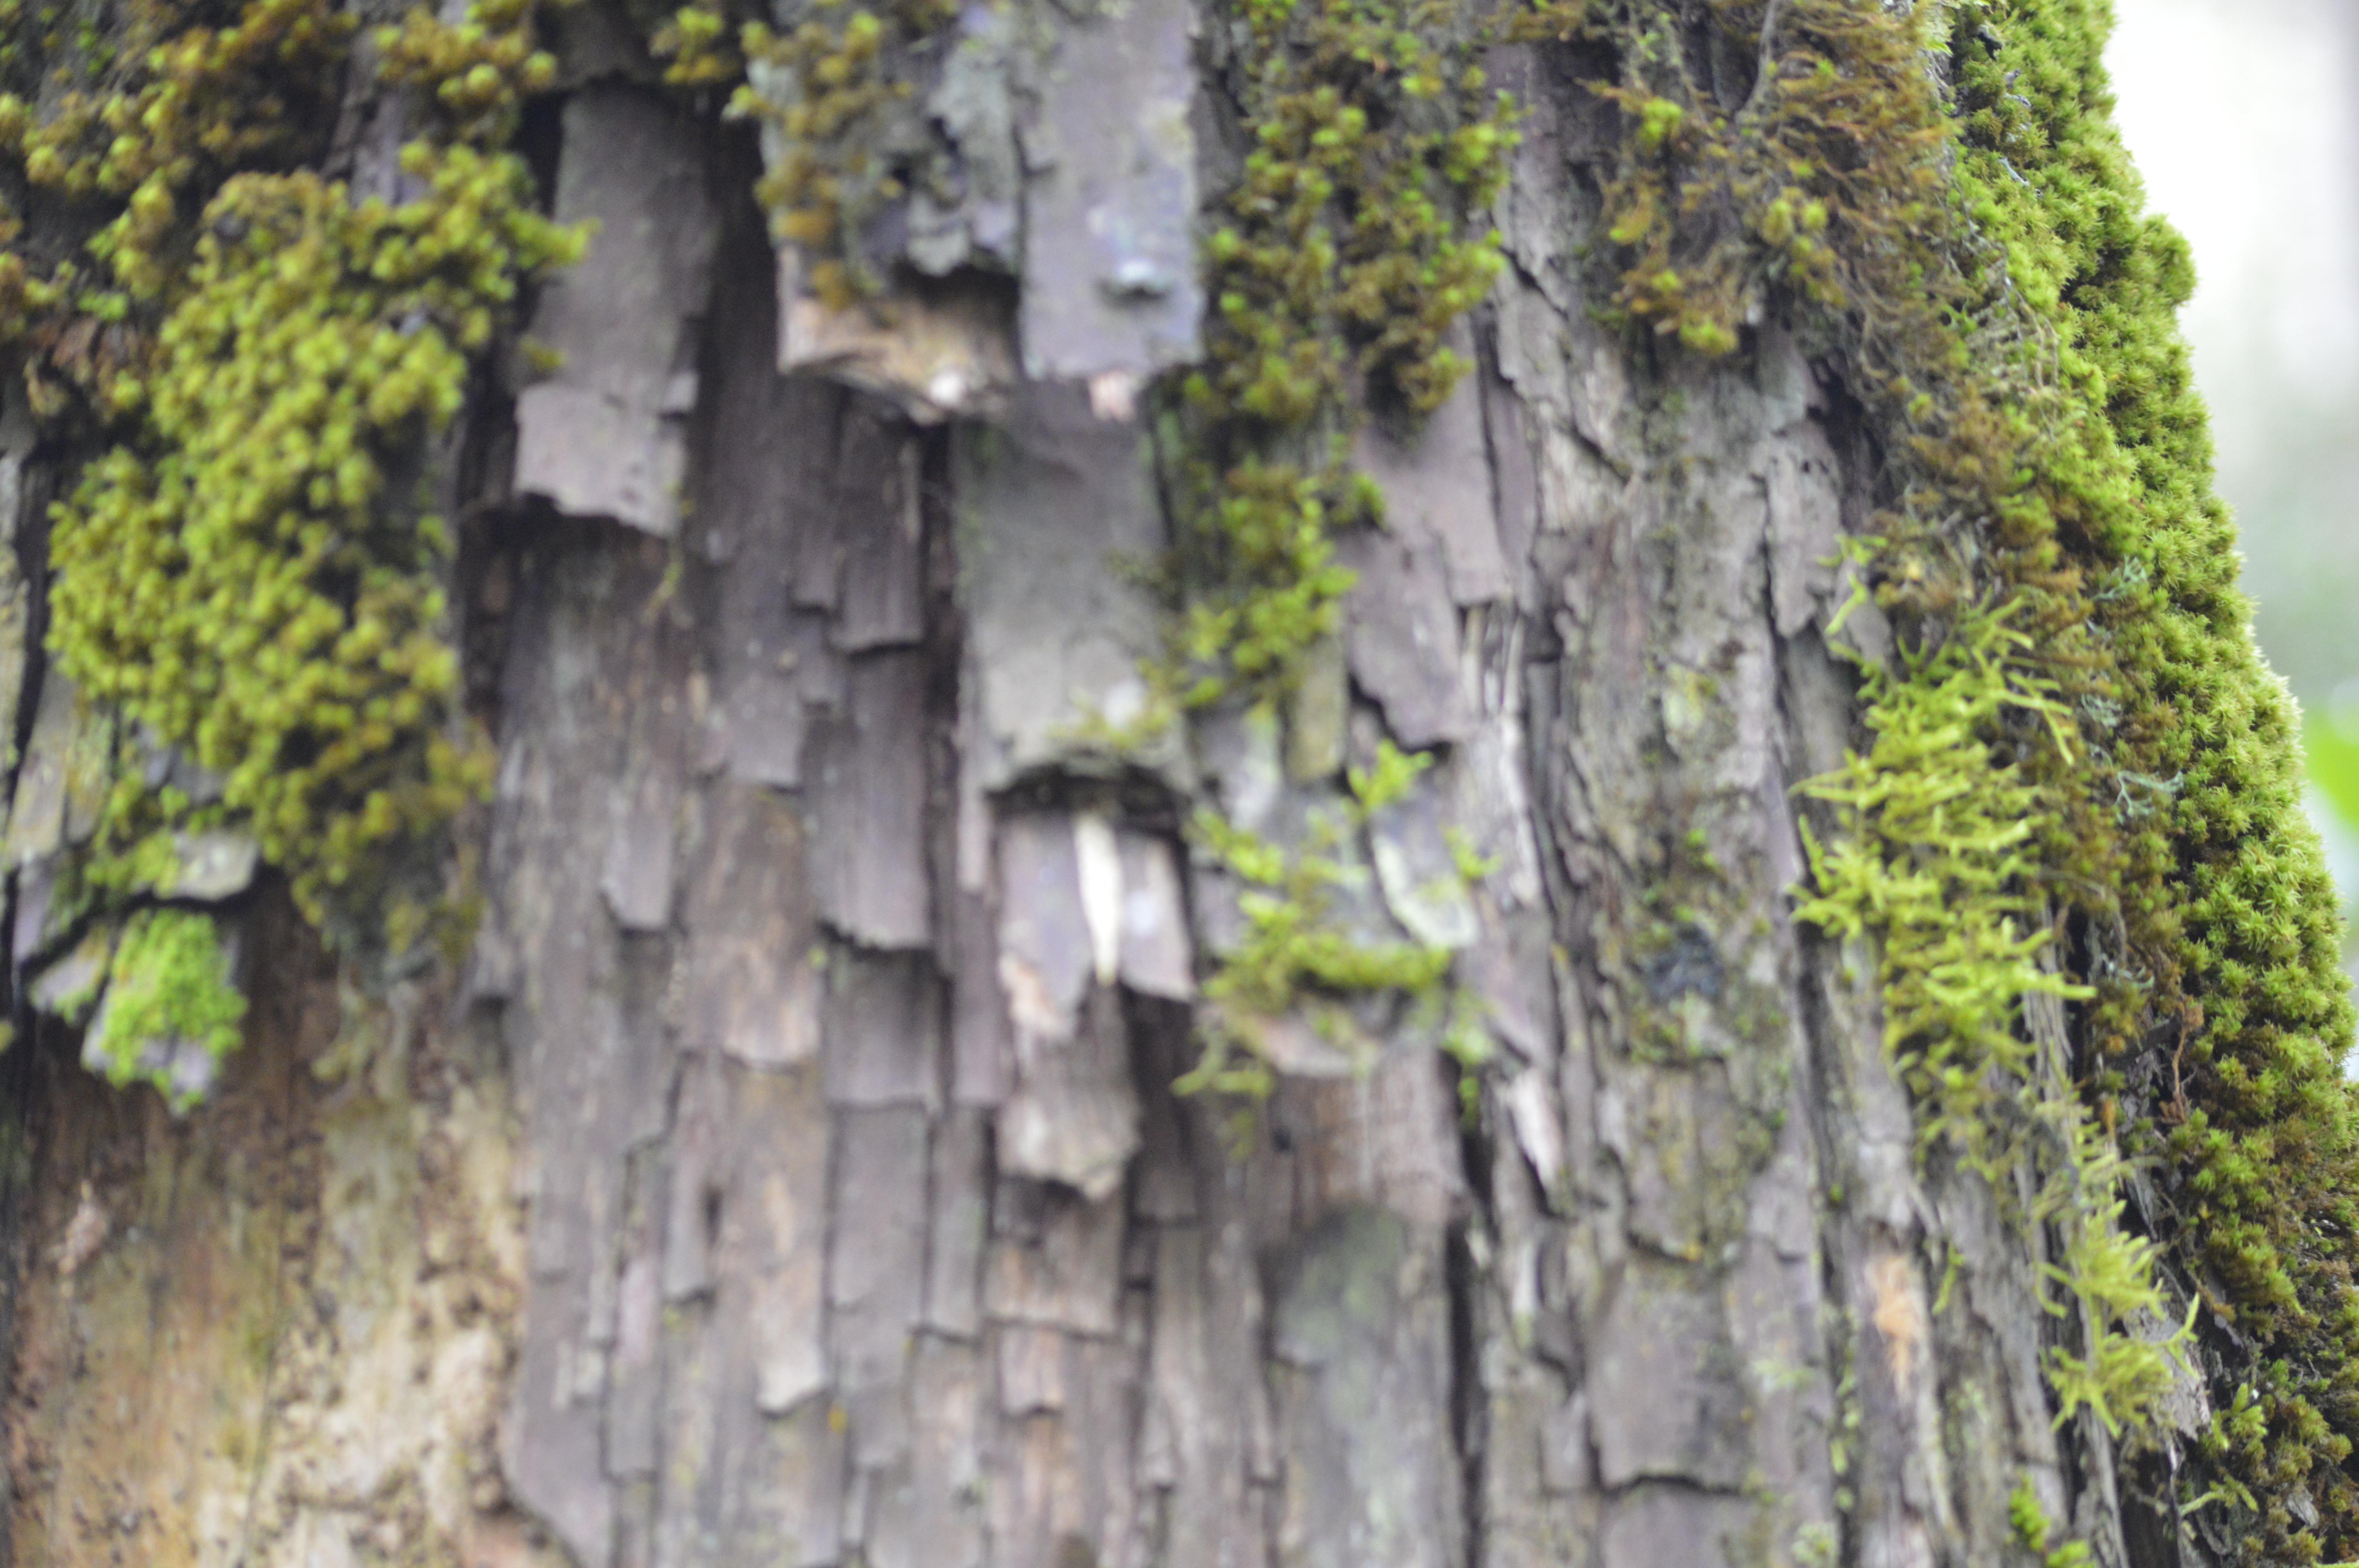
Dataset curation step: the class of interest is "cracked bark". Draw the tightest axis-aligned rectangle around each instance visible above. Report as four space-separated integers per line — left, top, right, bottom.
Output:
0 11 2166 1568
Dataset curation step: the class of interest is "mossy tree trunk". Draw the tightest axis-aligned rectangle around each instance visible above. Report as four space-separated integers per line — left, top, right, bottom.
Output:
0 0 2335 1565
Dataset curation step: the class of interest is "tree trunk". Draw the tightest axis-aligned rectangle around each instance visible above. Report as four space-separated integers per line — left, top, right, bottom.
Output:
0 1 2332 1566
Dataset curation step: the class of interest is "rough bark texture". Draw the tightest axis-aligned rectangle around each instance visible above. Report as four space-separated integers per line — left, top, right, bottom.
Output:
0 7 2194 1567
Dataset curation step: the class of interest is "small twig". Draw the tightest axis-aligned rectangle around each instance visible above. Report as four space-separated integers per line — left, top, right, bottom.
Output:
2161 1013 2193 1125
1739 0 1788 120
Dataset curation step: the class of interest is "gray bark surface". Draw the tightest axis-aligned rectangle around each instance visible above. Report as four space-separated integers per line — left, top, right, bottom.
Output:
0 15 2135 1568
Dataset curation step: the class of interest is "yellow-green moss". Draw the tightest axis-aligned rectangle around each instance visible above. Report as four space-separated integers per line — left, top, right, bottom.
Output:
715 0 954 307
373 0 557 144
657 0 1514 1119
1182 740 1460 1102
51 145 577 924
1952 4 2359 1553
0 0 353 339
0 0 572 1083
1161 0 1511 709
88 907 245 1109
6 0 574 958
649 2 738 85
641 0 959 306
1556 0 2183 1470
1794 603 2090 1171
1159 0 1511 1105
2011 1475 2097 1568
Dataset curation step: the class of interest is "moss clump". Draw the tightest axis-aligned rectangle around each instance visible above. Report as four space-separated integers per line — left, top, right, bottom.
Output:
14 0 576 954
649 3 740 86
1157 0 1510 1106
1795 604 2091 1169
373 0 558 144
2011 1476 2096 1568
1948 3 2359 1553
0 0 354 402
51 147 578 924
643 0 958 307
1195 0 1511 425
1579 0 1932 354
1163 453 1370 709
1158 0 1510 709
88 907 246 1110
1567 0 2182 1460
0 0 574 1111
22 0 351 296
1183 740 1460 1101
698 0 952 307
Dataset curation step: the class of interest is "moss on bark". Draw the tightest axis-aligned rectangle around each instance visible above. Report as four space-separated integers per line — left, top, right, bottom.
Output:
1551 0 2359 1555
6 0 2352 1548
1956 4 2359 1552
0 0 575 983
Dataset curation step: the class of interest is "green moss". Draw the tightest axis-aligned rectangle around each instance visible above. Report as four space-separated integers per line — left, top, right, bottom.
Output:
0 0 572 1090
1947 3 2359 1553
1444 823 1500 884
649 3 737 85
2010 1476 2096 1568
1181 799 1456 1102
1794 604 2090 1169
1552 0 2359 1554
52 137 575 929
0 0 353 337
1346 737 1430 818
14 0 572 928
644 0 961 307
374 0 559 140
718 0 954 307
88 907 245 1110
51 145 577 925
1157 0 1511 710
1568 0 1939 360
1158 0 1512 1107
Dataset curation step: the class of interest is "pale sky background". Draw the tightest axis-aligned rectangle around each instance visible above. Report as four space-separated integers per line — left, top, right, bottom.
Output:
2106 0 2359 706
2110 0 2359 447
2106 0 2359 934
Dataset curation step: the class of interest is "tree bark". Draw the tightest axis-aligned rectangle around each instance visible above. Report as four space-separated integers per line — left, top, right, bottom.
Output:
0 3 2261 1566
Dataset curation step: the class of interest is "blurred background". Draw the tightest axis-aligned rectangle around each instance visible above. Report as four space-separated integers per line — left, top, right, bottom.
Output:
2106 0 2359 981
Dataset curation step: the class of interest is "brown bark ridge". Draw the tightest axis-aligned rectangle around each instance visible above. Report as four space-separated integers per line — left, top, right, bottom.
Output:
0 7 2154 1567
